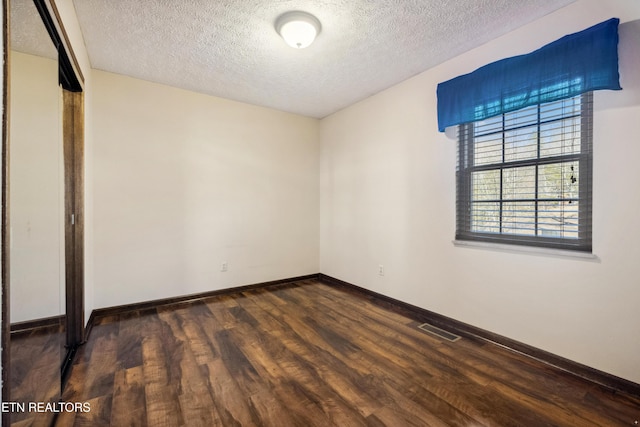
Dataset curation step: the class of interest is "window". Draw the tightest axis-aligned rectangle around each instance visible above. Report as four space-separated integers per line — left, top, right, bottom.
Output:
440 19 619 252
456 93 592 252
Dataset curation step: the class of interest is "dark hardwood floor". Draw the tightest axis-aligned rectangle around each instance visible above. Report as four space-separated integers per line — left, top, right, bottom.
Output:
56 278 640 426
10 323 63 427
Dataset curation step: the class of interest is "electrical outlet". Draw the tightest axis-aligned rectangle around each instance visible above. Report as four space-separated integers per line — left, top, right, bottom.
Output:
378 264 384 276
221 262 228 272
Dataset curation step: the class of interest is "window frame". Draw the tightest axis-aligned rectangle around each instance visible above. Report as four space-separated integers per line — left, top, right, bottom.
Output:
455 92 593 252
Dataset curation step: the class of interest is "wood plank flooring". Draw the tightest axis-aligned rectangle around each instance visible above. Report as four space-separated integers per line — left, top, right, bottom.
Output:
56 279 640 426
10 324 63 427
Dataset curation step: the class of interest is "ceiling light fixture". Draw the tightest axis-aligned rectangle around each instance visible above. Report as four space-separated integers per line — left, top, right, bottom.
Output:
275 11 321 49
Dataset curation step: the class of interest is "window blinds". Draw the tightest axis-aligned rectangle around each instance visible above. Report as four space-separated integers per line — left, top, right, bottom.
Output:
456 94 593 251
437 18 621 132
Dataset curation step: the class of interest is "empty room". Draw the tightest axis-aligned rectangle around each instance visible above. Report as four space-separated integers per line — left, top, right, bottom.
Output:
2 0 640 425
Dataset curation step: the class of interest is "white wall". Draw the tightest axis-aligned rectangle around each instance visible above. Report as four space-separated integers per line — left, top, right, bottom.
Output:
9 52 62 323
320 0 640 384
91 71 319 308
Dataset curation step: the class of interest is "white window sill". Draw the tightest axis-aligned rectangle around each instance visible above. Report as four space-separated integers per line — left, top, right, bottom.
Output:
452 240 599 261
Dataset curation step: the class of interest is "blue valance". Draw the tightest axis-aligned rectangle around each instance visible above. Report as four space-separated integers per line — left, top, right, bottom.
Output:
436 18 621 132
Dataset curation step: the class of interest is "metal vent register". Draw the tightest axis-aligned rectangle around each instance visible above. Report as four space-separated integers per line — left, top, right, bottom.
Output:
417 323 461 342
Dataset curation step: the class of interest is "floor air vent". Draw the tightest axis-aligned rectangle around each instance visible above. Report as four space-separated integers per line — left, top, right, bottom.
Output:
417 323 461 342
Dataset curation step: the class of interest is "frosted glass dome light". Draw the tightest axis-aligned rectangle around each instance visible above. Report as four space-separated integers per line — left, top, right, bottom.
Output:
276 11 321 49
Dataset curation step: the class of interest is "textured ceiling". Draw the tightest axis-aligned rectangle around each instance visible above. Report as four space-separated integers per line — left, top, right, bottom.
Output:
22 0 576 118
10 0 58 59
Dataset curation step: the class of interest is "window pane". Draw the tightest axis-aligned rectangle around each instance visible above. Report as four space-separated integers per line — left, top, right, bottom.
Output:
474 114 502 136
540 96 581 121
504 104 537 129
502 202 536 235
471 202 500 233
504 126 537 162
472 170 500 201
538 201 579 238
474 134 502 166
503 166 536 200
540 117 581 158
539 162 579 200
